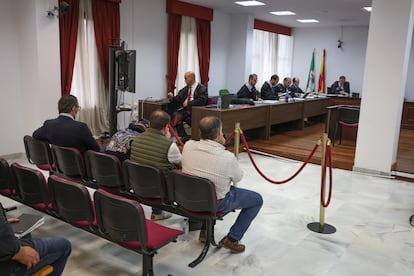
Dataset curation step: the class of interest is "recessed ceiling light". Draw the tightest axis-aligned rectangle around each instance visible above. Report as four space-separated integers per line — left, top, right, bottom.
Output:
234 1 266 7
270 11 296 16
296 19 319 23
363 6 372 12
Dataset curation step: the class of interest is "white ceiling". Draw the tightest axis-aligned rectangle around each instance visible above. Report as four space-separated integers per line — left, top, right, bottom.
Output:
182 0 372 28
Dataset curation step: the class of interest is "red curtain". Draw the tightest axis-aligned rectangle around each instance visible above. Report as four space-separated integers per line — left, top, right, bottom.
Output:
91 0 121 89
166 14 182 94
196 19 211 88
59 0 80 95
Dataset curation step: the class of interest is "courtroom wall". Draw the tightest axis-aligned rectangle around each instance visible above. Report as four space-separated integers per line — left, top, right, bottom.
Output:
291 26 369 95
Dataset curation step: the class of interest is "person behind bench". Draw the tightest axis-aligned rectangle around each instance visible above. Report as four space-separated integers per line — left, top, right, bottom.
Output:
237 73 260 101
182 116 263 253
330 75 350 96
0 203 71 276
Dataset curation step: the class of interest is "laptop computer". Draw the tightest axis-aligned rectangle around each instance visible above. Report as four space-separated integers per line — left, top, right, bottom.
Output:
220 93 233 109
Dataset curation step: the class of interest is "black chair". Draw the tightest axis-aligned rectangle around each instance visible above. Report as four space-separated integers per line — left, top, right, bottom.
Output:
0 158 16 197
23 135 55 173
169 170 227 268
84 150 126 193
51 145 92 187
333 106 360 145
123 160 169 206
48 174 97 232
10 163 51 212
93 189 182 276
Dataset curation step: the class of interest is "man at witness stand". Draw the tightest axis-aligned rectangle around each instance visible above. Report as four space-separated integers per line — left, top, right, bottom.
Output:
167 71 208 141
0 203 71 276
181 116 263 253
130 110 181 221
104 119 149 163
237 73 260 101
260 74 279 100
33 95 100 153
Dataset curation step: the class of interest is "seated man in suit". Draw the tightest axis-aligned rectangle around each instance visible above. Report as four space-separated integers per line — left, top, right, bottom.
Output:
260 74 279 100
331 75 350 96
289 77 304 97
237 73 260 101
275 77 292 98
0 203 72 275
167 71 208 139
33 95 100 153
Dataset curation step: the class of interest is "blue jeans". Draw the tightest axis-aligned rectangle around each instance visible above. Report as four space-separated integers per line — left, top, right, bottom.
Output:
218 186 263 241
14 237 71 276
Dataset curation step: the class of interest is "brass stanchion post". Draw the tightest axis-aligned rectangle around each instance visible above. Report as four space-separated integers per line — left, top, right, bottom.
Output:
307 133 336 234
234 122 240 159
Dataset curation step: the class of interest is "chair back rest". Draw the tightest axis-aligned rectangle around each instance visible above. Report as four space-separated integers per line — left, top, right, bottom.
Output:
170 170 217 213
11 163 50 206
0 158 14 194
123 160 167 201
94 189 147 244
51 145 86 178
219 89 230 95
23 135 54 172
338 106 360 125
48 174 95 225
85 150 125 190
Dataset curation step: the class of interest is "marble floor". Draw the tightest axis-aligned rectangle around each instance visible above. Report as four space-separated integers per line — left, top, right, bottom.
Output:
2 152 414 276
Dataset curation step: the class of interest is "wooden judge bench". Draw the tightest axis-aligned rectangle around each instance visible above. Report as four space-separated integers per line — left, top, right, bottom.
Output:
137 96 414 142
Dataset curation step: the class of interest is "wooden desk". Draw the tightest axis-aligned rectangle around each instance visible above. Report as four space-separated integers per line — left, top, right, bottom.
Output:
191 98 329 140
138 99 173 120
191 104 269 140
326 105 360 143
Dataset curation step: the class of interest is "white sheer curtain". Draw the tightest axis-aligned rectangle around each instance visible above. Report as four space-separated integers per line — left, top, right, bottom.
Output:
71 0 108 136
252 30 294 82
252 29 278 83
277 34 294 79
176 16 200 92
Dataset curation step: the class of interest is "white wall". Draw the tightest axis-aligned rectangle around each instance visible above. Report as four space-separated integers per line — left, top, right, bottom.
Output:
0 0 60 156
292 26 369 94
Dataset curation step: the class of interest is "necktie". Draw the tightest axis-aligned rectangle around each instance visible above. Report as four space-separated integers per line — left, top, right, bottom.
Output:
187 86 192 101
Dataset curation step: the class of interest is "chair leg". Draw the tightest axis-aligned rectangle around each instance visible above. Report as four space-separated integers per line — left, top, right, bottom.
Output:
142 253 154 276
338 125 343 145
188 219 213 268
333 123 339 146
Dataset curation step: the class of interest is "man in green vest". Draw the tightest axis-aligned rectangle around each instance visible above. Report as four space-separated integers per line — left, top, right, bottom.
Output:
130 110 181 220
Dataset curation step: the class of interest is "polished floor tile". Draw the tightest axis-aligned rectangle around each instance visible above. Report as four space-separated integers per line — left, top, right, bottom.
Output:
2 152 414 275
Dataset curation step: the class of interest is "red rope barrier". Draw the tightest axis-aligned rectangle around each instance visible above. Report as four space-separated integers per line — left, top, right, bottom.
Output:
320 145 333 207
168 124 184 147
224 131 235 145
240 132 319 184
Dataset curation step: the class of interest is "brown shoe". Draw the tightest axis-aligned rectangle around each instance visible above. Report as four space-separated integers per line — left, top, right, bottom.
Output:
199 230 206 243
218 236 245 253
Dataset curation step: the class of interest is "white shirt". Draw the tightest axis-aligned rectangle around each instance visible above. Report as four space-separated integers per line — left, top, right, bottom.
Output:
168 143 181 164
182 139 243 199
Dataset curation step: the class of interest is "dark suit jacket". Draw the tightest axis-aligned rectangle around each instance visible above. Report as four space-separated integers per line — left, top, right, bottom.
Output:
170 83 208 111
274 83 287 94
331 81 350 94
237 84 258 100
33 115 100 153
260 82 277 100
289 84 303 97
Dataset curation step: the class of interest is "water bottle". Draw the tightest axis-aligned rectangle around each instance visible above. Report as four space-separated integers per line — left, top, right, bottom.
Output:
180 218 189 241
285 91 289 102
217 96 222 109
